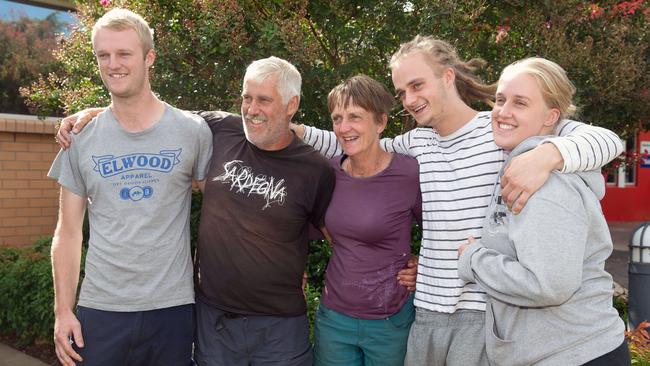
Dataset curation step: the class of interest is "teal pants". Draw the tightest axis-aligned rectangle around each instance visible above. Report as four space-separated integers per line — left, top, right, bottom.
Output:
313 295 414 366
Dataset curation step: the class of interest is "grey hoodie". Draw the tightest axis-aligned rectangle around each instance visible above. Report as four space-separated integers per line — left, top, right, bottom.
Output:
458 136 625 366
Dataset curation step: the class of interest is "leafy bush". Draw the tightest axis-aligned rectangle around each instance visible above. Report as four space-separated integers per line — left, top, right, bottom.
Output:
0 237 56 346
614 294 629 325
627 321 650 365
306 239 332 294
614 295 650 364
304 281 320 340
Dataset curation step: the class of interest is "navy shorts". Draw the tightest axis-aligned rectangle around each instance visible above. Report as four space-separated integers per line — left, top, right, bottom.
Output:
73 304 194 366
194 299 312 366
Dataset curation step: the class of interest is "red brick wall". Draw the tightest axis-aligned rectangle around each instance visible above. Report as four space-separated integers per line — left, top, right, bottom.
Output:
0 114 60 247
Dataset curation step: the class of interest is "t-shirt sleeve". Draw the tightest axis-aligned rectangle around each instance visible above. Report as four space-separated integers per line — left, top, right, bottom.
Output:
192 116 213 181
47 142 86 198
309 165 336 228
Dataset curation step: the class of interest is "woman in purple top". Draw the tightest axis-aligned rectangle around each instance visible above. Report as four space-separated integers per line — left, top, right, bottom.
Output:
314 75 422 366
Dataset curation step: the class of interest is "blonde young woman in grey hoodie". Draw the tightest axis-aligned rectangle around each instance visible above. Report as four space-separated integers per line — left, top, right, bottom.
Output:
457 58 629 366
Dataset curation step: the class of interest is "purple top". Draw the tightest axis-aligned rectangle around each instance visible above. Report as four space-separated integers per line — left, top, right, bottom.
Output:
322 153 421 319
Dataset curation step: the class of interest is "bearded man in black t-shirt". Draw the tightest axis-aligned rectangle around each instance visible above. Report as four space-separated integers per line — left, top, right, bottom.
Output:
193 57 334 366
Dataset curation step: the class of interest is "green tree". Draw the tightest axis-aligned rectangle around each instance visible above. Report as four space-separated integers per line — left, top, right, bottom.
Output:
0 13 65 114
458 0 650 136
21 0 649 134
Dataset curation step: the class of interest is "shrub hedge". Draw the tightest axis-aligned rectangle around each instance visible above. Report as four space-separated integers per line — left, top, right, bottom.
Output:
0 237 58 346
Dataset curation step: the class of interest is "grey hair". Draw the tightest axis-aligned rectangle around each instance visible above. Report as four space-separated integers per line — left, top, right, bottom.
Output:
243 56 301 104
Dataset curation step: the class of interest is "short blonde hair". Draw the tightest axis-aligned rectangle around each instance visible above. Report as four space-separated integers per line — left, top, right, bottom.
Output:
500 57 577 122
92 8 154 55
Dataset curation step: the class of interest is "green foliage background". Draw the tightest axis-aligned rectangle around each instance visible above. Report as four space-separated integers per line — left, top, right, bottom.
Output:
4 0 650 359
0 14 64 114
19 0 650 136
0 238 57 346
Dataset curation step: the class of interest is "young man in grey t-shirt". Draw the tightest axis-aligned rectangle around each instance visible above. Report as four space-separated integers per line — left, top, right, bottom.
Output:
48 9 211 366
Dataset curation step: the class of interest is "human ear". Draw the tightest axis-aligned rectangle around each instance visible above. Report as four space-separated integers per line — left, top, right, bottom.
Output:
443 67 456 88
376 113 388 134
544 108 561 127
286 95 300 117
145 49 156 67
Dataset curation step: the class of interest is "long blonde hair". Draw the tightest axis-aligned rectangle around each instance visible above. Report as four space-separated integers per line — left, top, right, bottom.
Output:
390 35 496 106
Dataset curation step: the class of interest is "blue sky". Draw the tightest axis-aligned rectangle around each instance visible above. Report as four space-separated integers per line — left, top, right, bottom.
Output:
0 0 77 26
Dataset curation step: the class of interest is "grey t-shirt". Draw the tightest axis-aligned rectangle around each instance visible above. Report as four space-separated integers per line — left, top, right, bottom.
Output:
48 104 212 311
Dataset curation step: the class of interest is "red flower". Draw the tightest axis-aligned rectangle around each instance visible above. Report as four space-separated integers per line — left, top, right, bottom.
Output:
100 0 111 7
589 4 605 20
614 0 643 16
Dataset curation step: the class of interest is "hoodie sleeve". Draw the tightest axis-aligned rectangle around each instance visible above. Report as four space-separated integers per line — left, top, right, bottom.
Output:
459 174 589 307
544 120 623 173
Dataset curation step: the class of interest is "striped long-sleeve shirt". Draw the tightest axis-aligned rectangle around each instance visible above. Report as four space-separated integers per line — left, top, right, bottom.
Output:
303 111 623 313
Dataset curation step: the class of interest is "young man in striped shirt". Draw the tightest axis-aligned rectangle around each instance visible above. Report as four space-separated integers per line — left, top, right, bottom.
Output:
293 35 623 365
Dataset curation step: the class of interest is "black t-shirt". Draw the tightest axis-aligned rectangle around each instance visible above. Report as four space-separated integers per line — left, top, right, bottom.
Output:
196 111 335 316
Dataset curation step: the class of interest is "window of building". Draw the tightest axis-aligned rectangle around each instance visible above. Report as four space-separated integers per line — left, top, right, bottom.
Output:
606 134 637 187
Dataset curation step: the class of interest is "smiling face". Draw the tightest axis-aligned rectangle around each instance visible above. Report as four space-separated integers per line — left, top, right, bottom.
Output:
241 75 297 151
491 71 560 151
331 102 386 158
93 27 153 100
391 51 450 130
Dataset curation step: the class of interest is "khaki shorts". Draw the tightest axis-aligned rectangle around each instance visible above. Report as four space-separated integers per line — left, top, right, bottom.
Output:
404 308 488 366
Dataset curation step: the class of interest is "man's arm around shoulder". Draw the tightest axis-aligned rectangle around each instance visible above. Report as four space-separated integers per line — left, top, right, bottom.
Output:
194 110 236 129
501 121 623 214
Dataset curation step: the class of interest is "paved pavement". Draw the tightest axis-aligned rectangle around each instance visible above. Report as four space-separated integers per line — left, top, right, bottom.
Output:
0 221 645 365
0 343 47 366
